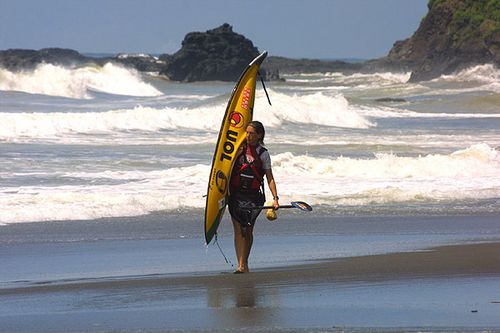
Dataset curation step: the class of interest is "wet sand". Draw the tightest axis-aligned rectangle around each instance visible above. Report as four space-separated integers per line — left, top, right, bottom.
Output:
1 242 500 332
3 242 500 293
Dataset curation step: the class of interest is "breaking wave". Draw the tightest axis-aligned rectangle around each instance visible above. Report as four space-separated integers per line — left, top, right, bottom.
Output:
0 91 374 143
434 64 500 93
0 63 162 99
1 144 498 224
254 90 374 128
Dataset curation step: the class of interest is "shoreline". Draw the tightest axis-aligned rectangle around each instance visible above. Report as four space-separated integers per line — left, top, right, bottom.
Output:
2 242 500 331
3 241 499 295
3 213 500 293
2 225 500 331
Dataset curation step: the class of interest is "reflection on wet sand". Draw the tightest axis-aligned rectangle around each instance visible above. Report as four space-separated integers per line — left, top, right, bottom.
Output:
207 278 280 326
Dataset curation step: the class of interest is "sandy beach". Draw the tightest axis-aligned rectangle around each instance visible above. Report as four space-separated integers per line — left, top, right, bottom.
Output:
1 236 500 332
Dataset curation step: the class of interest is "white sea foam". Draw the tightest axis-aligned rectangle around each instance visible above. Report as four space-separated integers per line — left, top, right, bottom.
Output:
0 91 374 143
273 143 498 179
357 106 500 119
0 63 162 98
0 105 220 142
272 143 500 206
287 132 500 149
343 71 411 85
433 64 500 93
0 164 210 224
438 64 500 83
254 90 374 129
283 71 411 84
1 144 498 224
2 57 499 225
2 102 498 146
117 53 159 60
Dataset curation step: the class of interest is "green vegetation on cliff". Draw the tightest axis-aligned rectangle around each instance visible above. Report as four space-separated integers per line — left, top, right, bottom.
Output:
387 0 499 81
427 0 500 48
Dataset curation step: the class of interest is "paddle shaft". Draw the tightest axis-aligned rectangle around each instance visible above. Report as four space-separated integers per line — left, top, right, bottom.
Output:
249 201 312 211
253 205 294 210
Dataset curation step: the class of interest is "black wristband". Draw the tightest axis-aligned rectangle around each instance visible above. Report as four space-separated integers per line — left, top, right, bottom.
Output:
273 196 279 200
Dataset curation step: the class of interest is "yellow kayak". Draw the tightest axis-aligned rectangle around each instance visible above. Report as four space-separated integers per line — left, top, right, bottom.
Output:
204 51 268 244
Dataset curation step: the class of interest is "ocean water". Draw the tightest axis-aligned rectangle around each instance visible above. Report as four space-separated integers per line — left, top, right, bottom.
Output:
1 60 500 332
0 61 499 225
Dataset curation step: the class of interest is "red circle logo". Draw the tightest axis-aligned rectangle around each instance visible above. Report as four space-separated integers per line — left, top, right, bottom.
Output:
229 112 244 128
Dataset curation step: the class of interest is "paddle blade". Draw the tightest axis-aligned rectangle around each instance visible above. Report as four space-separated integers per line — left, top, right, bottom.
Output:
291 201 313 211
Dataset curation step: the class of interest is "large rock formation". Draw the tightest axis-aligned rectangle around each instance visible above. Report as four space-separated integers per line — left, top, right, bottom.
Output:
0 48 166 73
0 48 89 70
386 0 500 82
159 23 263 82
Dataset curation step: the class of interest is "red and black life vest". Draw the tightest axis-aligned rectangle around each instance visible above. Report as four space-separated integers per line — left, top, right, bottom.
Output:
230 144 267 192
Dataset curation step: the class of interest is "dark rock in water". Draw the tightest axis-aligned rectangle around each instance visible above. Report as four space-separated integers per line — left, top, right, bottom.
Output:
0 48 88 70
159 23 262 82
113 54 165 72
0 48 166 73
264 56 364 75
0 25 406 82
375 97 407 103
385 0 500 82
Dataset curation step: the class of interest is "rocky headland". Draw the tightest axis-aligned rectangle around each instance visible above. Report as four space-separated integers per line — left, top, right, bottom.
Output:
385 0 500 82
0 48 92 70
1 1 498 82
0 48 166 73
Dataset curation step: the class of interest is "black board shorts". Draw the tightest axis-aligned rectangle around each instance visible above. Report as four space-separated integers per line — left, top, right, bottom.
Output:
228 191 265 227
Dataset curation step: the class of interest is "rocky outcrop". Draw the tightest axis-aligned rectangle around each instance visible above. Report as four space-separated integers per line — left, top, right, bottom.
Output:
0 24 414 82
0 48 89 70
0 48 166 73
114 54 165 72
264 56 363 74
386 0 500 82
159 23 263 82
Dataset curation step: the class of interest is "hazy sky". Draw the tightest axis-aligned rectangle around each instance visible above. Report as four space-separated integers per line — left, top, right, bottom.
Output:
0 0 428 59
